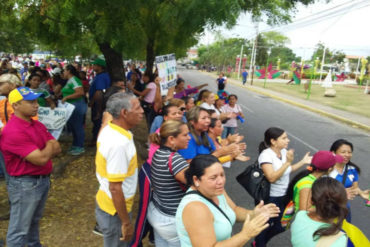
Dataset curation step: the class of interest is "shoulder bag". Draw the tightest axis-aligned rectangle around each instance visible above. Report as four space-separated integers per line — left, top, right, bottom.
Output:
236 160 270 204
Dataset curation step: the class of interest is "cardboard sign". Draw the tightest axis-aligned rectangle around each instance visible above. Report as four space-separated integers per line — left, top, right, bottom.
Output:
156 53 177 93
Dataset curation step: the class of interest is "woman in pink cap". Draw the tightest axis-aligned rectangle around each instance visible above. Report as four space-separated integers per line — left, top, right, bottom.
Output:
287 150 344 212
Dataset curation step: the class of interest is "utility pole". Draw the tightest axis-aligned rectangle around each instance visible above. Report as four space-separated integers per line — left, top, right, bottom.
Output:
248 38 255 82
250 23 259 85
237 44 244 80
319 45 326 82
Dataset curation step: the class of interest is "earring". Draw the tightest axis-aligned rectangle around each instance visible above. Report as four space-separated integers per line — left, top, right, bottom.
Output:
195 183 199 187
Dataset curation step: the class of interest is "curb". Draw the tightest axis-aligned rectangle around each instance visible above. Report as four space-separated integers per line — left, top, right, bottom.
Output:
200 71 370 132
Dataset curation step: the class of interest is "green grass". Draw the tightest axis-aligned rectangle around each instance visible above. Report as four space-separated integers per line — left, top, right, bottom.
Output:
251 81 370 118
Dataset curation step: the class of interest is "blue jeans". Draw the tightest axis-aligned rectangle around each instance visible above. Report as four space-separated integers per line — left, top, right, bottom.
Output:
95 205 131 247
67 99 87 148
221 126 236 139
6 176 50 247
255 196 286 247
147 202 180 247
346 202 351 223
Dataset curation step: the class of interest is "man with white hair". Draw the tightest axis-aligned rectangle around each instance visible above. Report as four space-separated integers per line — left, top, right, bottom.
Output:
95 92 143 247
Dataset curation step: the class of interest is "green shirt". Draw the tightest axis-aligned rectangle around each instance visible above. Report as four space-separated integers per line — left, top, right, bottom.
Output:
293 174 316 212
31 88 51 107
61 76 83 103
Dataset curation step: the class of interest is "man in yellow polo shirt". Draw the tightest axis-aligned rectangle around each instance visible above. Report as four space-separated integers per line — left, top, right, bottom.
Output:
95 92 143 247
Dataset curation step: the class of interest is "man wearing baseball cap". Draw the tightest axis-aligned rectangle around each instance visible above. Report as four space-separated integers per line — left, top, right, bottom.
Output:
89 58 111 145
0 87 61 246
292 150 344 212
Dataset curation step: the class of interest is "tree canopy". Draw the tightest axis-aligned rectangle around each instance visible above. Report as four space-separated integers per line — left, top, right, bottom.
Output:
0 2 34 54
3 0 318 80
198 31 299 71
311 42 346 64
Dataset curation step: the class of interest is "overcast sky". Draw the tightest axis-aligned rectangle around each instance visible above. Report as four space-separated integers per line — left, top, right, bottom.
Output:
199 0 370 60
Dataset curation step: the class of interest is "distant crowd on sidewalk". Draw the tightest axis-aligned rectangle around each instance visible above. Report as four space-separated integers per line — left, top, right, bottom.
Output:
0 54 369 247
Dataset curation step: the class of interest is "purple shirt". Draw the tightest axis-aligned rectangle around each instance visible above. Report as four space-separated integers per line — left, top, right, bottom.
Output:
174 87 198 99
0 115 54 176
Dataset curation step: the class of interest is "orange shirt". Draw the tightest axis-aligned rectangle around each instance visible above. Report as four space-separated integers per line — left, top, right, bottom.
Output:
0 99 38 129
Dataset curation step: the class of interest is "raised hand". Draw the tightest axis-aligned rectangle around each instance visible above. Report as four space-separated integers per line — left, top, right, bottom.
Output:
301 152 312 164
286 149 295 163
253 201 280 218
241 214 269 240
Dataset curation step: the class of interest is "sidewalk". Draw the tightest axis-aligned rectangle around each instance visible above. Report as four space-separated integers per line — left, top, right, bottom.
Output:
202 71 370 132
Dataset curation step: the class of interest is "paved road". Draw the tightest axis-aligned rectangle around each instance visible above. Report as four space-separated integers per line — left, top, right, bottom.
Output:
179 68 370 246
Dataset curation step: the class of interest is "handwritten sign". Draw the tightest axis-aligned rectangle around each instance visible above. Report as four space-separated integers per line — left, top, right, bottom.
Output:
38 101 75 139
38 107 68 130
155 53 177 93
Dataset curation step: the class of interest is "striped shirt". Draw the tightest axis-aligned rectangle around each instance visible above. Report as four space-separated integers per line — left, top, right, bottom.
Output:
151 147 189 216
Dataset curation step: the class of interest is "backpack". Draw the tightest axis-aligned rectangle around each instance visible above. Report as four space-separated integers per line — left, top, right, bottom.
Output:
236 160 270 204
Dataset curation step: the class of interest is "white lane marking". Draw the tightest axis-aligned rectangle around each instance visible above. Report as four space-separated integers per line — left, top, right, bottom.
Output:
240 104 254 113
286 131 319 152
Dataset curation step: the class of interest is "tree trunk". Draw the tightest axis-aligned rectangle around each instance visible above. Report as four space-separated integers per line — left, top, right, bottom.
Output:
98 42 125 82
145 38 155 79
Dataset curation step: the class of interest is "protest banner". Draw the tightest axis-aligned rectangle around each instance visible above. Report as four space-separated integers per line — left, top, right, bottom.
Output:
155 53 177 94
38 101 75 139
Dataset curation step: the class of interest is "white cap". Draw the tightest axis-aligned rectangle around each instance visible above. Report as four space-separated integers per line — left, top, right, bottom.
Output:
51 67 62 75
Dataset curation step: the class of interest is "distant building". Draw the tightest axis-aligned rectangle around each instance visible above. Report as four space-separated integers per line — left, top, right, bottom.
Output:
346 55 362 60
186 49 198 60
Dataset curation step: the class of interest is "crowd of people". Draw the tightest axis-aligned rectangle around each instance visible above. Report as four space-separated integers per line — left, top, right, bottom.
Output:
0 54 369 247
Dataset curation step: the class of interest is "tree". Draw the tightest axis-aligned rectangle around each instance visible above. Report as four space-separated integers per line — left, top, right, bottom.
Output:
270 47 299 68
255 34 268 66
198 38 252 72
0 2 34 53
311 42 346 64
5 0 318 80
255 31 295 67
261 31 290 47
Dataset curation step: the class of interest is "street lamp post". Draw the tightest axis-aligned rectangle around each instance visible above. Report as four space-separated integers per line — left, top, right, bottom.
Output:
237 44 244 80
319 46 326 81
263 48 271 88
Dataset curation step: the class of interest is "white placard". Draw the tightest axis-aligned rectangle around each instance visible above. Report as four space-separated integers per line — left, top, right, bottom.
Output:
38 101 75 139
155 53 177 94
38 107 68 130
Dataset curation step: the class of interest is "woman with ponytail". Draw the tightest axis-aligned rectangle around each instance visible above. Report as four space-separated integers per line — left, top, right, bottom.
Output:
147 120 190 247
286 150 343 212
291 177 348 247
255 127 312 247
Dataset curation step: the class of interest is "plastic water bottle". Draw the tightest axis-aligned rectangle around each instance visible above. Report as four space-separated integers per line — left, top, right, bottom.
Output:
237 115 245 123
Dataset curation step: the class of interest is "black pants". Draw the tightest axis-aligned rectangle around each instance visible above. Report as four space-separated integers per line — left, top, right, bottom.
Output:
141 101 155 131
255 195 286 247
91 104 102 142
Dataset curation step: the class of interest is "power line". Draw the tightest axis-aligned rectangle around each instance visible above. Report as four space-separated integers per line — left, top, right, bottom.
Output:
287 0 357 23
260 0 370 34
